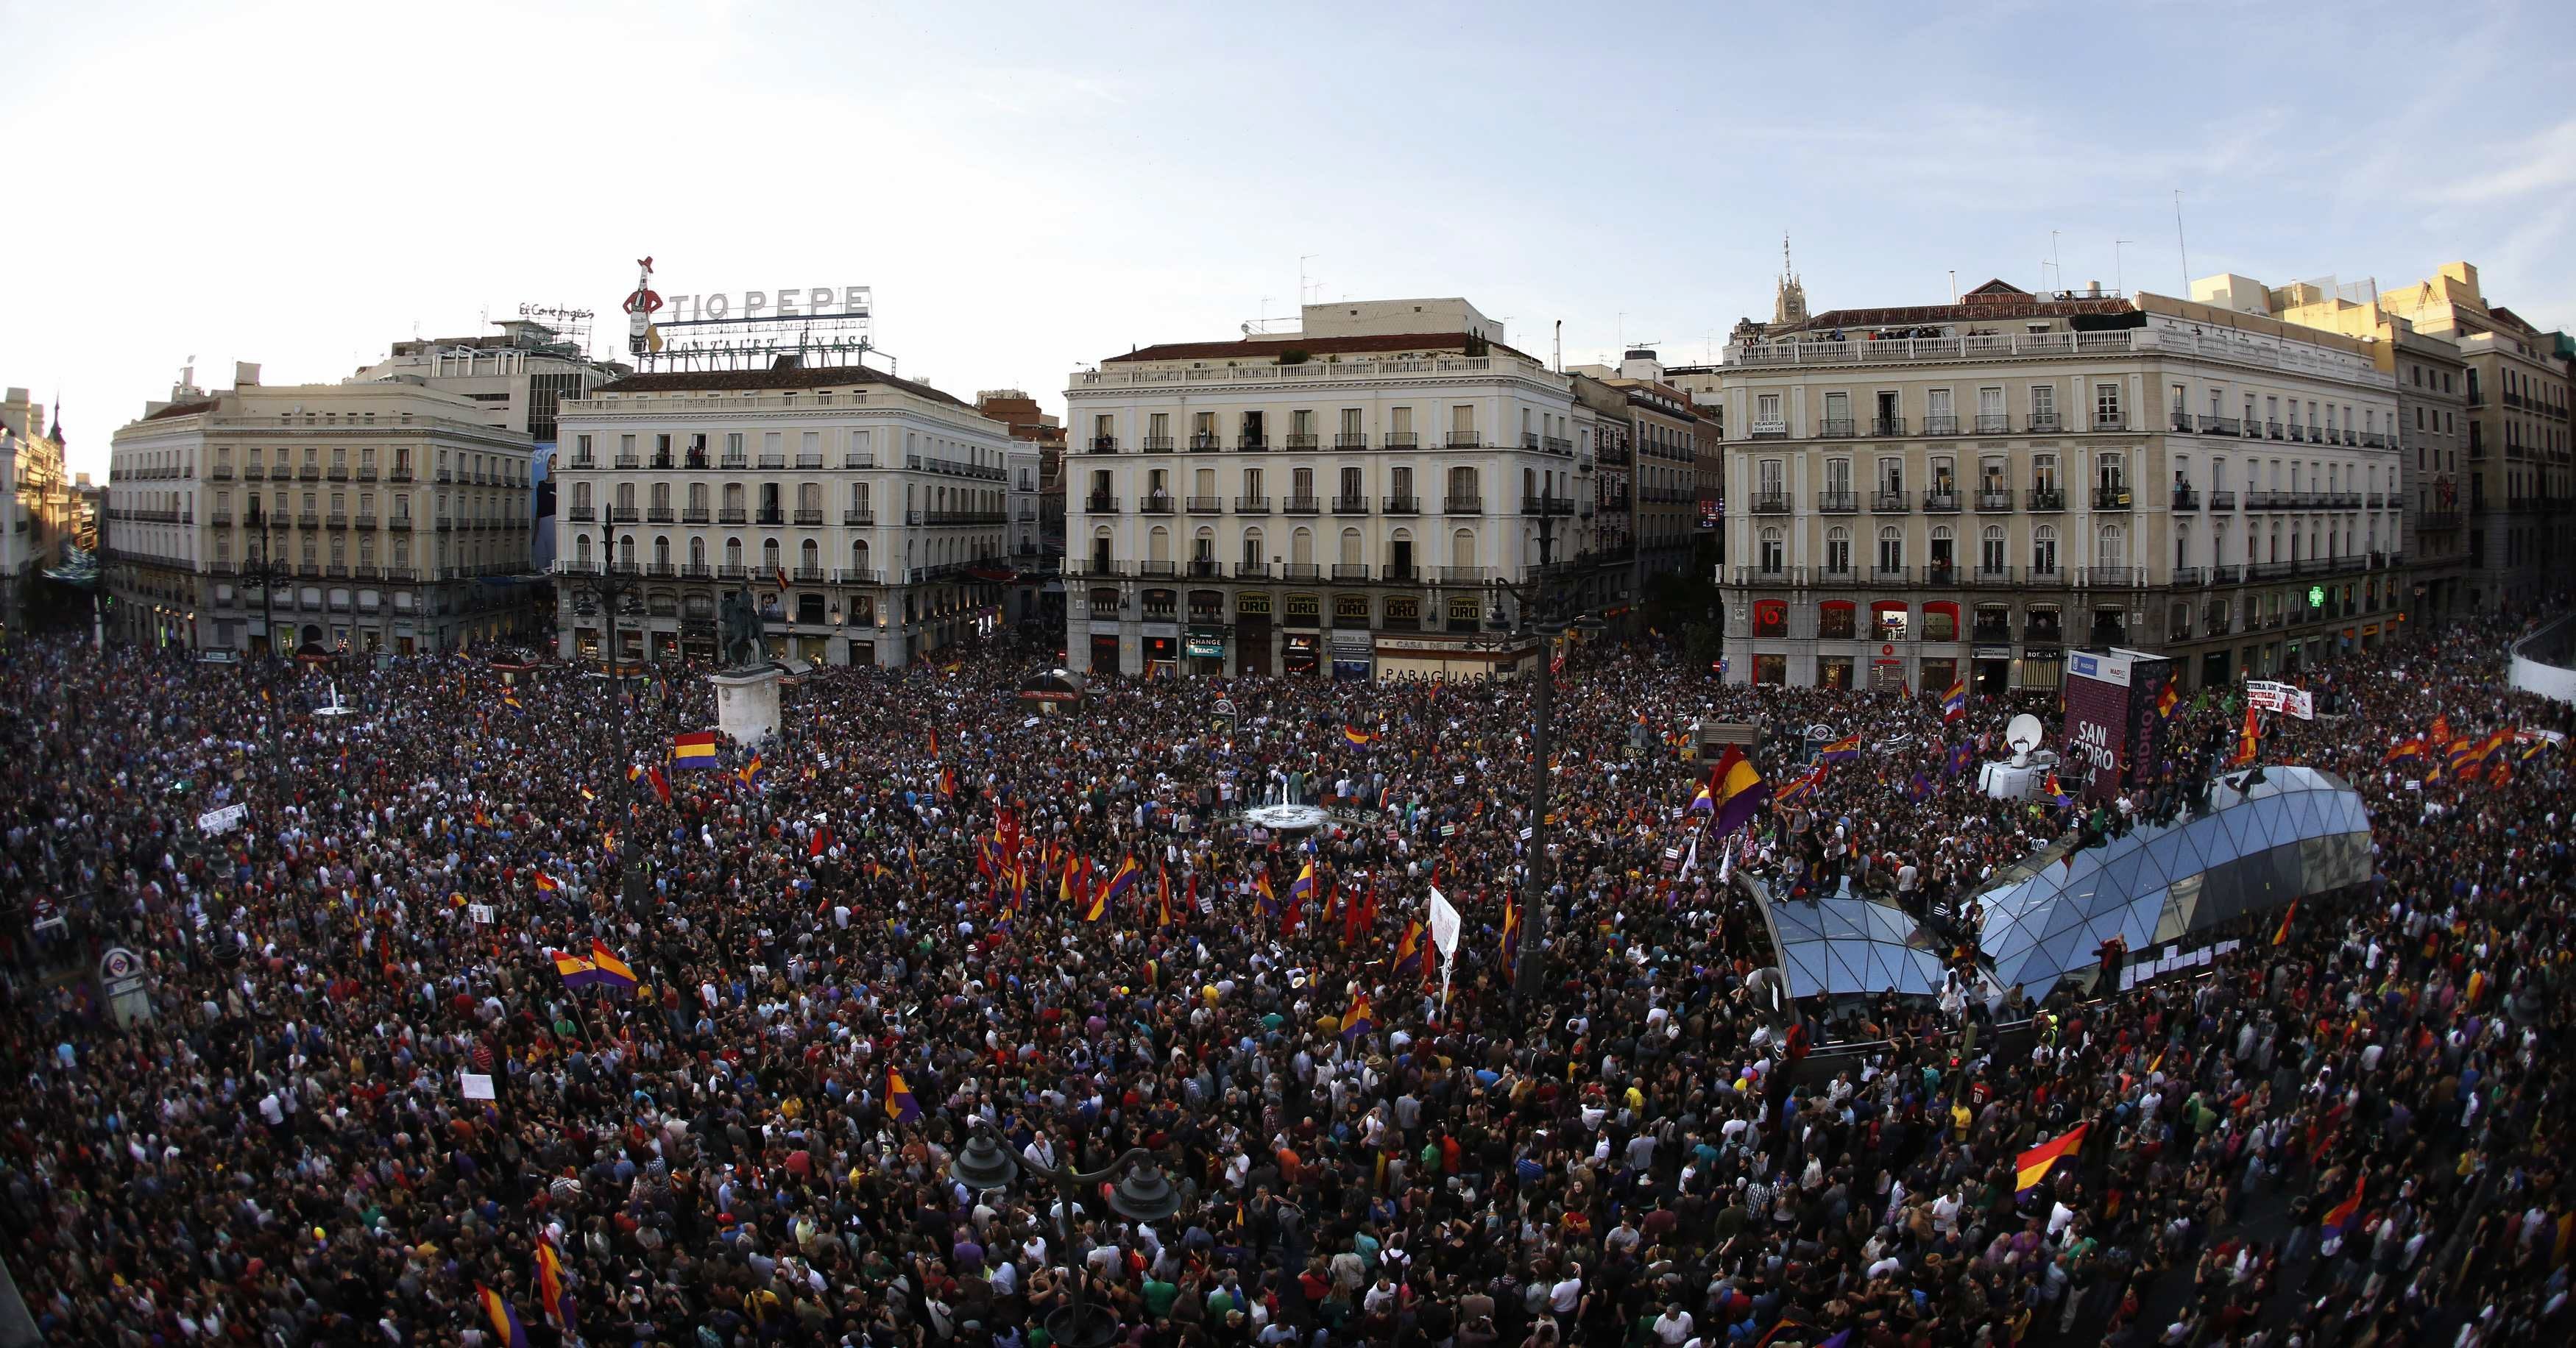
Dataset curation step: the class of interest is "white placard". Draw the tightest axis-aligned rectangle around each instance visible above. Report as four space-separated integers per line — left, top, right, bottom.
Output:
460 1073 495 1101
199 804 247 835
467 904 495 926
2245 681 2315 720
1426 887 1462 956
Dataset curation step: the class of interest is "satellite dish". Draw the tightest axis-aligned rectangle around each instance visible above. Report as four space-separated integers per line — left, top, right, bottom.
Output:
2006 713 2044 766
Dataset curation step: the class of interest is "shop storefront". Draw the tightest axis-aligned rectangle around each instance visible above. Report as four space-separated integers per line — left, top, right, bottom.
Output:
1819 655 1854 690
1754 653 1788 686
1917 656 1957 697
1186 626 1227 677
1144 633 1178 675
1283 631 1320 675
2020 646 2064 692
1089 633 1122 673
1237 592 1273 675
1972 645 2011 695
1329 628 1373 681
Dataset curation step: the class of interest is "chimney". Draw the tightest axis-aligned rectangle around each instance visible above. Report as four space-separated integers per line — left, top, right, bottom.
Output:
234 361 261 387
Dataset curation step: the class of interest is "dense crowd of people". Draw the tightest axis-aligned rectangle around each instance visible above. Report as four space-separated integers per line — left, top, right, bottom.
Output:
2 603 2572 1348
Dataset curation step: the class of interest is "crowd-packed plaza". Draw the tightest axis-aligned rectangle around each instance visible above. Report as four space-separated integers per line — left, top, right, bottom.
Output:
3 600 2572 1348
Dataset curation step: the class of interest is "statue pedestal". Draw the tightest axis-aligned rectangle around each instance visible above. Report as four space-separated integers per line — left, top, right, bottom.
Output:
707 667 782 745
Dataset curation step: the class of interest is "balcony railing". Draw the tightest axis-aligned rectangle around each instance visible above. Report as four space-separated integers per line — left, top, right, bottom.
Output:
1138 494 1175 514
2171 488 2201 511
2028 413 2064 433
1967 565 2016 586
1752 494 1791 514
2092 486 2133 510
1282 496 1320 514
1333 495 1370 514
1975 491 2014 512
1446 432 1482 448
1189 559 1224 578
1234 436 1267 452
1973 414 2011 434
843 509 874 526
1924 490 1961 513
1870 565 1911 583
1139 436 1174 453
1186 495 1225 514
1089 436 1119 453
1085 494 1119 512
1383 494 1419 514
1437 566 1486 583
1520 496 1574 517
1284 433 1320 450
1327 433 1366 450
1816 418 1856 438
1281 563 1321 581
1869 416 1907 437
1234 495 1271 514
1443 494 1483 514
1922 415 1959 436
2209 490 2236 511
1384 432 1421 449
1872 489 1911 513
2027 487 2065 511
1332 564 1371 581
1188 434 1222 452
2092 416 2131 433
1235 561 1270 578
1816 490 1858 514
2078 567 2145 589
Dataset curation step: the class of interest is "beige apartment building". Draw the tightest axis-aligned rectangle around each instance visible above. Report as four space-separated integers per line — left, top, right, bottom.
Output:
1063 298 1596 681
2199 274 2477 619
2370 262 2572 605
2 388 77 636
1714 278 2404 693
105 364 538 654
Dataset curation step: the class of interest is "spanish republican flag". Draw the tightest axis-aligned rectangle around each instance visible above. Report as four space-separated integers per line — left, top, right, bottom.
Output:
886 1066 921 1124
2154 681 2179 720
669 730 721 770
588 939 638 990
2014 1122 2086 1194
2321 1172 2366 1234
534 1234 568 1328
477 1283 532 1348
1393 918 1426 978
1500 893 1522 971
533 872 560 894
2271 898 2297 947
1081 876 1110 923
2231 705 2260 767
1342 725 1376 745
551 946 604 988
1706 746 1771 838
1818 731 1862 762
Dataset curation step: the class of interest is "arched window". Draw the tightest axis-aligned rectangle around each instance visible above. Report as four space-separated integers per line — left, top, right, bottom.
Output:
2031 525 2057 576
1193 526 1215 565
1448 467 1478 508
1451 528 1475 570
2173 523 2190 571
1980 525 2006 575
1242 528 1264 570
690 536 706 567
800 539 820 571
852 539 870 575
1876 525 1903 574
1825 525 1851 575
1340 527 1363 565
574 534 592 564
725 536 744 567
762 538 782 570
1148 525 1171 562
1759 526 1784 574
1292 528 1314 564
654 535 671 565
2097 523 2126 572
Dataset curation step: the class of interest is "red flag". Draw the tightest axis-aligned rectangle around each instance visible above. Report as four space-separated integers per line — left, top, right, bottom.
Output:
776 564 792 593
810 827 831 858
647 765 673 806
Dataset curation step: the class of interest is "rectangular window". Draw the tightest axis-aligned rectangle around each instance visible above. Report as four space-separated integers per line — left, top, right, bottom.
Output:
2094 383 2123 428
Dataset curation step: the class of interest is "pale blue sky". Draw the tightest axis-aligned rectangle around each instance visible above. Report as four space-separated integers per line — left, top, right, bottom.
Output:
7 0 2572 477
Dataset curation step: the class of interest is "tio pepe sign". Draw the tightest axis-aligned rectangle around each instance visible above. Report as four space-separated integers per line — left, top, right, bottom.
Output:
661 287 872 323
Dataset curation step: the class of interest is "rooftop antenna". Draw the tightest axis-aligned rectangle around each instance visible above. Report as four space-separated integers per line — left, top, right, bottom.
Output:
2173 190 2192 294
1554 320 1563 373
2115 239 2133 297
2051 230 2063 294
1298 255 1320 307
1949 269 1957 304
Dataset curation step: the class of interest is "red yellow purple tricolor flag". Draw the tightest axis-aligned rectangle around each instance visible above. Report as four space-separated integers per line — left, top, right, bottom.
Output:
2014 1121 2086 1194
478 1283 531 1348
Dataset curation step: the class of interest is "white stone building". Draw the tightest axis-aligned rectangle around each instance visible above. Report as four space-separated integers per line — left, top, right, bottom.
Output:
551 363 1025 668
1063 298 1594 680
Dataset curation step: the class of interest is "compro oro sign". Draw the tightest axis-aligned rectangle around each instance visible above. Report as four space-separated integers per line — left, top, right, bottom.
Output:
660 287 872 323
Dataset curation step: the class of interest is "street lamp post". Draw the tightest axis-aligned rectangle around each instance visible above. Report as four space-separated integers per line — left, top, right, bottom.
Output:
244 500 291 664
584 528 649 908
1490 496 1602 1003
949 1125 1181 1348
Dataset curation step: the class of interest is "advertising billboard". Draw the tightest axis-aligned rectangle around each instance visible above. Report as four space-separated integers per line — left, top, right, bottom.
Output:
2063 648 2174 804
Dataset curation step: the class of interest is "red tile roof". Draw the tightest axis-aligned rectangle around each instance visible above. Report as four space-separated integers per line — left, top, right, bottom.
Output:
1103 332 1540 365
144 399 219 422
